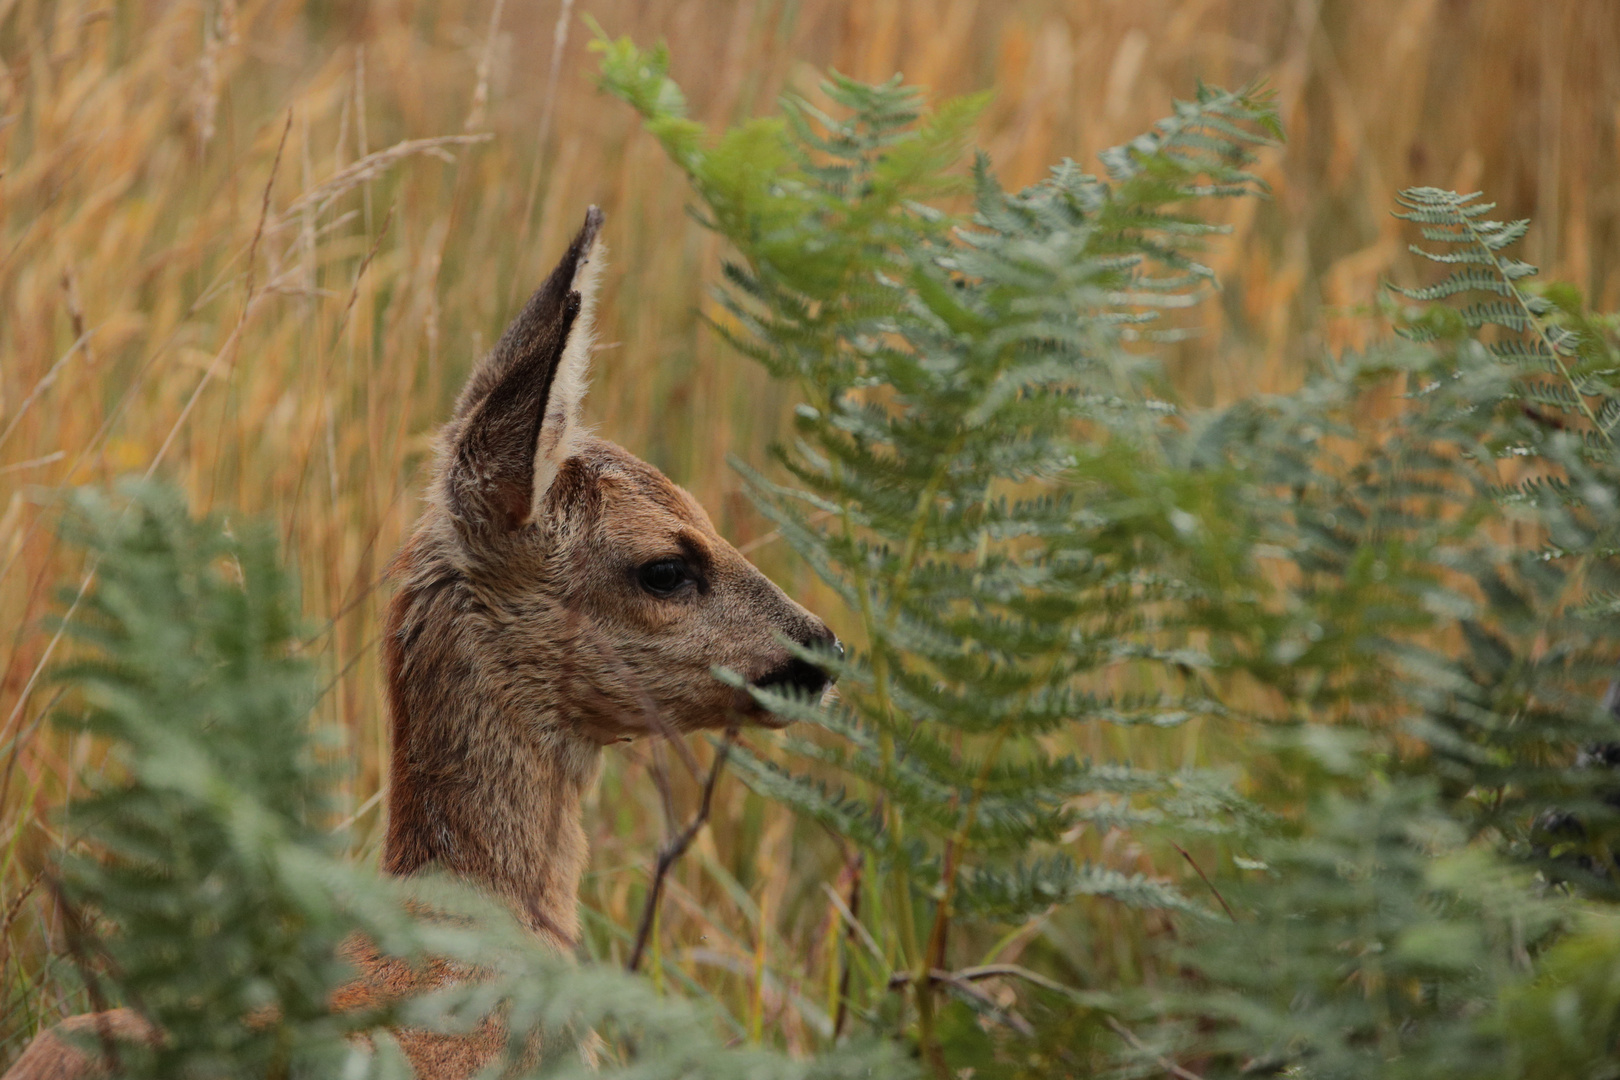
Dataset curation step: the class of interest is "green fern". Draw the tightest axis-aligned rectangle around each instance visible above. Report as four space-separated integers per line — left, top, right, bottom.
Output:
598 30 1281 1072
601 32 1620 1073
50 482 364 1079
1392 187 1610 439
1139 188 1620 1076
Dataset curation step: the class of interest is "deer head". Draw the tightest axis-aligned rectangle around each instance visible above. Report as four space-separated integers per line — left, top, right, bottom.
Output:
382 208 836 942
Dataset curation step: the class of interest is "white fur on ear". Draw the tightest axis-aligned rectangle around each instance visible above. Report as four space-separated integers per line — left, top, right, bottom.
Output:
531 238 605 513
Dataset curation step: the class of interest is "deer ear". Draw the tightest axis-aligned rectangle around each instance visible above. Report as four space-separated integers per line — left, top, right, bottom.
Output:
445 207 604 533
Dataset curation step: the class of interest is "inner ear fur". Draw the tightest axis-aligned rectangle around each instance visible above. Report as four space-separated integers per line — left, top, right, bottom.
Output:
453 207 603 421
445 207 603 534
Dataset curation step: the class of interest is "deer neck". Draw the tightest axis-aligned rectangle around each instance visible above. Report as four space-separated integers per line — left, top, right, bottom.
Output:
380 568 600 951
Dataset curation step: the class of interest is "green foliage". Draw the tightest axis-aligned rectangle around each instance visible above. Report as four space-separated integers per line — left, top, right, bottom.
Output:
598 28 1289 1073
1165 770 1566 1079
1495 913 1620 1079
601 33 1620 1080
1145 190 1620 1075
51 483 365 1078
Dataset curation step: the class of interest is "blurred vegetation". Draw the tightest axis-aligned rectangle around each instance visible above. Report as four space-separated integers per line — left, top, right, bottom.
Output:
5 0 1620 1073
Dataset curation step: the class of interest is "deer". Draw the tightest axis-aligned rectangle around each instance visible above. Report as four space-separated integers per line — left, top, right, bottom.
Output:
4 207 839 1080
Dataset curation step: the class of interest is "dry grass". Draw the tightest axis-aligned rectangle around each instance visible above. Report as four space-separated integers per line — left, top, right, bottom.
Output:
2 0 1618 1058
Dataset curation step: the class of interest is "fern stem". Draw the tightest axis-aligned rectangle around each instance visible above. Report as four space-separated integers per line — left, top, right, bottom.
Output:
924 721 1014 973
823 445 924 989
878 429 971 1076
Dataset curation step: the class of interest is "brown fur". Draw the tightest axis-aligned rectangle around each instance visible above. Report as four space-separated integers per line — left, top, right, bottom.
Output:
3 208 834 1080
0 1013 158 1080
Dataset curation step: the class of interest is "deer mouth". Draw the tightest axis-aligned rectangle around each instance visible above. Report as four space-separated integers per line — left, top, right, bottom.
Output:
742 657 833 728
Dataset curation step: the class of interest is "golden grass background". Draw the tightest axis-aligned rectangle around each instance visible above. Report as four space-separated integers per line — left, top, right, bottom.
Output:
3 0 1619 1057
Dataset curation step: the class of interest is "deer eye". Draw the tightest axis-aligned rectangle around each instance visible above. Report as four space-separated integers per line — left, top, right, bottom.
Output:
637 558 692 597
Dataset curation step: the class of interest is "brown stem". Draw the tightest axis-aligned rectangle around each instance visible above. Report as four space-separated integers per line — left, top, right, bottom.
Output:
886 968 1033 1037
889 962 1082 997
1170 842 1237 922
626 727 738 974
1105 1015 1207 1080
48 878 131 1074
832 850 863 1039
